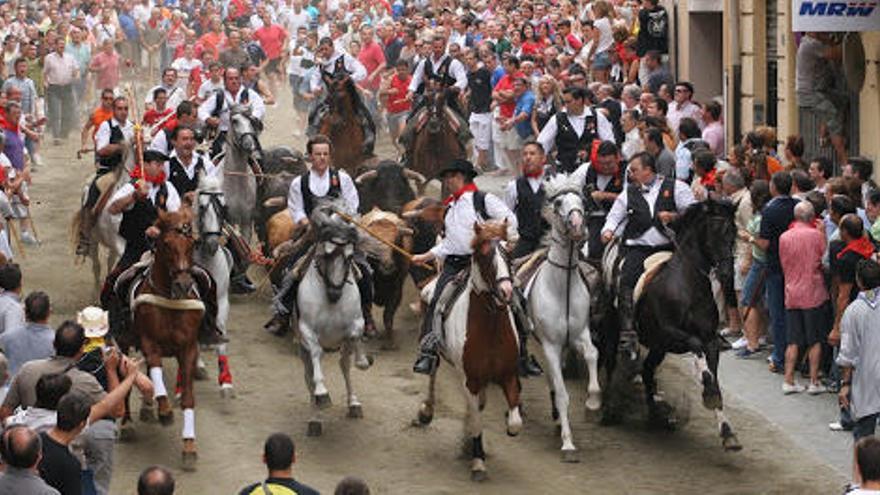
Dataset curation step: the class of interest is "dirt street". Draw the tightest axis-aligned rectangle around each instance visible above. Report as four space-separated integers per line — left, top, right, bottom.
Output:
16 88 845 494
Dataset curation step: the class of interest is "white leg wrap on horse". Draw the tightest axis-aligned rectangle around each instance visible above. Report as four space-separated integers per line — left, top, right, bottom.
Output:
216 343 228 356
182 408 195 439
150 367 167 398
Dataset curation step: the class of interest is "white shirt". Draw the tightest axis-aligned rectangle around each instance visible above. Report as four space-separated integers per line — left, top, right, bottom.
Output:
110 180 182 213
171 57 203 89
667 100 704 132
287 168 359 223
430 191 518 260
145 84 184 106
504 173 545 211
285 10 311 36
602 176 696 247
309 51 367 92
148 128 171 153
536 107 615 156
95 118 134 150
408 54 468 93
197 87 266 132
197 79 224 101
165 149 218 180
94 22 118 44
621 127 644 160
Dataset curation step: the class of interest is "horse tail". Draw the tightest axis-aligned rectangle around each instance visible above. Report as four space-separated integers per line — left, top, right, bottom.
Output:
69 210 82 255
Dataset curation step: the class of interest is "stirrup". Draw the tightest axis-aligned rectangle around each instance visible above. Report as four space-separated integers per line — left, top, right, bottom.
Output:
413 352 438 375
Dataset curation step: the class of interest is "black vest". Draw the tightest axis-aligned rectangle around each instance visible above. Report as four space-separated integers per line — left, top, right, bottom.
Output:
554 110 598 174
211 88 251 118
98 120 125 171
168 155 205 196
584 166 623 213
622 176 676 241
119 180 169 258
514 177 549 243
301 169 341 217
322 56 349 83
417 56 454 93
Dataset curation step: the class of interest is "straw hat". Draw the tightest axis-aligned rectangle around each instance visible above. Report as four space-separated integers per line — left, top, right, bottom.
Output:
77 306 109 339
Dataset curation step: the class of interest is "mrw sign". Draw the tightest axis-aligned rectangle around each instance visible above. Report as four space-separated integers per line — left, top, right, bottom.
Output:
792 0 880 31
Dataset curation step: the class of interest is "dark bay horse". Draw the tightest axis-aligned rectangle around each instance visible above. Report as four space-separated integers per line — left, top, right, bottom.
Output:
416 220 522 481
408 89 466 182
124 208 205 469
317 76 370 174
603 199 742 451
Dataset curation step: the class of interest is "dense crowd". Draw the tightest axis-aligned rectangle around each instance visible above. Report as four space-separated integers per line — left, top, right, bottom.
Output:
0 0 869 492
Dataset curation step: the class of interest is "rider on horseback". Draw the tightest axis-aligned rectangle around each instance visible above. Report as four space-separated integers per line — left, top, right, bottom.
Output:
600 152 695 356
572 140 624 260
306 37 375 156
398 35 471 160
164 125 219 198
263 134 375 336
76 96 134 256
536 86 614 174
198 67 266 162
411 159 540 377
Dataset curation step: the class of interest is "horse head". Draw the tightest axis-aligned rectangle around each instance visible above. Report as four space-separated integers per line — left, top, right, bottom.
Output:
195 174 227 257
229 104 263 164
154 208 198 299
425 90 446 135
542 173 586 242
471 220 509 295
677 199 737 279
311 200 358 303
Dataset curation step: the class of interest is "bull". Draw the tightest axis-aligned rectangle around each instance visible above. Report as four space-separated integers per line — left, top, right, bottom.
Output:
354 160 426 214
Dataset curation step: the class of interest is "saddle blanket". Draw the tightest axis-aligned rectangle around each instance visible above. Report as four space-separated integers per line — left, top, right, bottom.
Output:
633 252 673 303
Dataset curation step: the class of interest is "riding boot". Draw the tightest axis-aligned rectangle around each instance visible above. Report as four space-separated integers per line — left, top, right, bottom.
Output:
617 286 640 363
356 262 376 337
229 249 256 294
265 273 298 336
355 100 377 156
413 319 440 375
510 288 542 376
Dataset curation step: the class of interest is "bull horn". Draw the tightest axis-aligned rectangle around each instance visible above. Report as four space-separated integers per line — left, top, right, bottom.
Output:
399 227 414 236
355 169 378 185
403 168 427 184
401 209 423 219
262 197 286 209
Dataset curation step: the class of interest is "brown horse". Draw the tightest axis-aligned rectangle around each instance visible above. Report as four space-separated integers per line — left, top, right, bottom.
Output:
125 208 204 470
408 89 466 182
317 77 370 174
416 220 522 481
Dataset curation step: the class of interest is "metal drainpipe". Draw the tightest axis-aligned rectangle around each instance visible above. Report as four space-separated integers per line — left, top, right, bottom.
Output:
729 0 742 144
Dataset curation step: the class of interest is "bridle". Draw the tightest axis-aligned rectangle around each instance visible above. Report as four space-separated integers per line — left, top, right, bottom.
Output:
197 190 227 238
315 237 355 294
148 223 197 298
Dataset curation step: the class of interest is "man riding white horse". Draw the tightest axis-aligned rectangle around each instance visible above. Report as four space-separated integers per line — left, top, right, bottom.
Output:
76 96 134 256
572 140 624 260
198 67 266 162
263 134 375 336
306 37 375 156
398 35 471 161
411 159 539 376
600 152 695 357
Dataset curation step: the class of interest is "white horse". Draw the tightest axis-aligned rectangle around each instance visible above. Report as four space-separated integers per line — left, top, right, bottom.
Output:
297 201 370 437
219 105 261 242
193 175 234 397
525 173 601 462
77 143 133 297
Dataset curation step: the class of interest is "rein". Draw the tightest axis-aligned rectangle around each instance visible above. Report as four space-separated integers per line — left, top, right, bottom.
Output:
315 239 355 294
197 191 227 237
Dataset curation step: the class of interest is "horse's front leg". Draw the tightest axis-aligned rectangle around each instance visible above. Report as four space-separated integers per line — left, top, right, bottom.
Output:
501 373 522 437
351 318 371 370
699 339 741 451
542 339 577 462
179 343 199 470
573 327 601 412
340 341 362 418
299 321 328 404
462 379 487 482
142 338 172 425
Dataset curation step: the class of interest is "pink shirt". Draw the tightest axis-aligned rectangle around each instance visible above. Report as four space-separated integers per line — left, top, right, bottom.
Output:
357 41 386 91
779 222 829 309
702 121 725 158
89 51 120 91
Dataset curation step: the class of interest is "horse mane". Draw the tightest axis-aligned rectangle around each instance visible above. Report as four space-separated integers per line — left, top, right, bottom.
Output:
471 220 508 250
197 174 223 194
674 198 736 238
311 199 358 244
156 208 194 233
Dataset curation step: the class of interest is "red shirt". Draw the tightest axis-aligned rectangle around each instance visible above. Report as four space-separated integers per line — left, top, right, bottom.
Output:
779 222 829 309
198 32 226 61
386 74 412 114
357 41 386 91
520 40 545 56
143 108 173 127
493 72 522 118
254 24 288 60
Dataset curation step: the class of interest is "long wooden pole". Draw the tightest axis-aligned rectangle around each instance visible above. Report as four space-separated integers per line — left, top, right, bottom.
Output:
332 209 436 272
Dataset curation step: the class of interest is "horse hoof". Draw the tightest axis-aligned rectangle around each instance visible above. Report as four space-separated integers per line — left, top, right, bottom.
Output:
470 469 488 482
355 355 373 370
220 384 236 399
194 365 208 381
348 404 363 419
702 393 723 411
139 406 156 423
722 434 743 452
585 395 602 412
314 393 332 409
416 407 434 426
159 412 174 426
561 449 580 463
307 420 323 437
181 451 198 471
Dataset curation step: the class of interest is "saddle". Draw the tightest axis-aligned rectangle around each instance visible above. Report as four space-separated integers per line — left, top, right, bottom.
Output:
90 169 122 215
633 252 673 303
422 266 471 345
513 248 549 289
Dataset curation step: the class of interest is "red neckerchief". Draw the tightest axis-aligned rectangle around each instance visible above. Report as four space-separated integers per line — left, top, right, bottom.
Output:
444 182 478 206
1 117 18 132
130 165 167 185
700 168 717 188
838 235 875 260
523 166 544 179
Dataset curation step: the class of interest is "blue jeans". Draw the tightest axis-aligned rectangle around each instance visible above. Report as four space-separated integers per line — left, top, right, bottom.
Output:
765 269 786 368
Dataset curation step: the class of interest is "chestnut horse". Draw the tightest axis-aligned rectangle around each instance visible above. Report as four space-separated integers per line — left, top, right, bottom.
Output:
317 77 369 174
123 208 205 470
416 220 522 482
408 89 466 183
